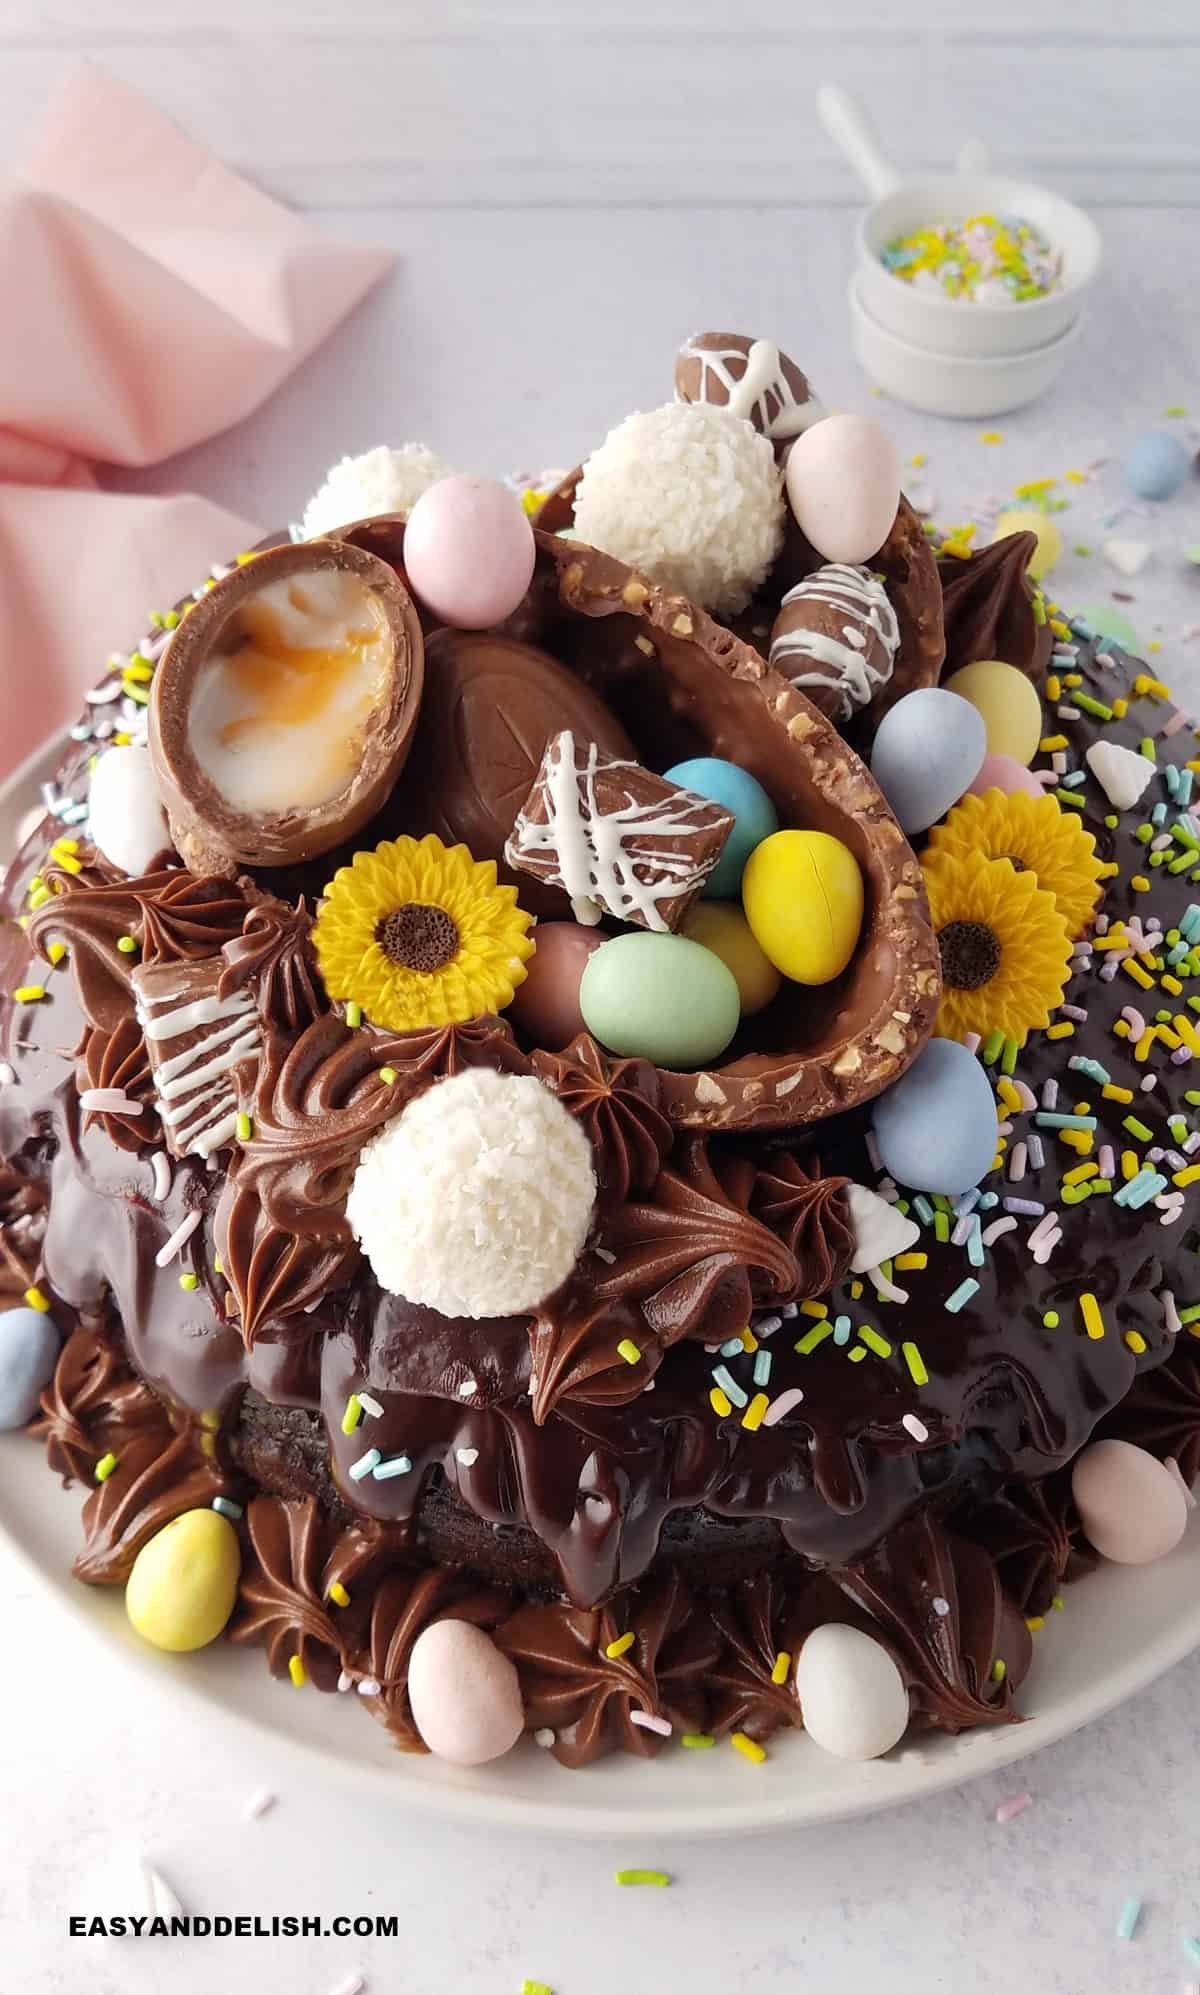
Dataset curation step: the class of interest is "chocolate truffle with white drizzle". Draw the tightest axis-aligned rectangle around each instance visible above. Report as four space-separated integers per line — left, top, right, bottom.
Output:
768 564 901 721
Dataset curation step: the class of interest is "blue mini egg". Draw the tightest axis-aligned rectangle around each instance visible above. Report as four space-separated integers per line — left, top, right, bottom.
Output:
664 758 778 897
1123 430 1192 501
872 1038 997 1195
0 1305 60 1430
869 688 986 835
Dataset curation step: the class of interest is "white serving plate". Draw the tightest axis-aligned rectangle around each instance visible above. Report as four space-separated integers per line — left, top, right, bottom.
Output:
5 733 1200 1839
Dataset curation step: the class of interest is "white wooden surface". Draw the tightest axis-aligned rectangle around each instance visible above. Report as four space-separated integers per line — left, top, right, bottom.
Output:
3 6 1200 1991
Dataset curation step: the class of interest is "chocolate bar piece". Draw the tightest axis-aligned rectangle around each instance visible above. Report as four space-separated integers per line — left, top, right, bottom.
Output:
505 731 733 931
133 957 262 1159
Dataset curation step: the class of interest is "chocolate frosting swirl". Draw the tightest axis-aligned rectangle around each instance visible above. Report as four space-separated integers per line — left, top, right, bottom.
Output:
79 1015 159 1153
74 1421 233 1584
218 896 327 1035
528 1264 662 1424
30 1319 160 1485
938 532 1052 684
705 1564 845 1742
749 1151 855 1296
1099 1346 1200 1487
532 1034 673 1205
354 1566 513 1751
229 1494 388 1691
951 1470 1094 1619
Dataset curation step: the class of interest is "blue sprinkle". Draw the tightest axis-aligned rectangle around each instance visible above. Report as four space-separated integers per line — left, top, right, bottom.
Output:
1069 1056 1111 1085
1183 1935 1200 1969
1115 1898 1141 1942
1004 1197 1044 1217
832 1314 853 1346
944 1279 980 1314
68 722 93 742
1180 904 1200 942
720 1337 746 1358
1035 1112 1098 1132
1168 942 1190 965
1165 763 1181 798
1061 770 1086 789
373 1452 413 1480
1179 771 1194 807
349 1447 381 1482
211 1495 243 1521
1069 617 1096 641
978 1190 999 1210
1028 1134 1046 1170
1152 801 1168 826
753 1349 772 1388
966 1217 985 1267
711 1364 749 1409
912 1195 936 1226
1115 1169 1168 1211
953 1188 981 1218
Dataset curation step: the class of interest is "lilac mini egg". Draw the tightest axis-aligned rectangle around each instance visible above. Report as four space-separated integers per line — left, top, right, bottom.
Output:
967 753 1045 800
404 475 536 630
1071 1439 1190 1565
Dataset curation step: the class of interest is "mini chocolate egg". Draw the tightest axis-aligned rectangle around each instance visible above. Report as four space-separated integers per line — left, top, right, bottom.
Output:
508 922 605 1049
579 932 740 1068
795 1624 910 1761
967 753 1045 800
1123 429 1192 501
0 1305 60 1430
403 475 536 629
680 902 782 1015
663 758 778 897
943 659 1043 767
989 509 1062 581
872 1036 998 1195
1071 1439 1190 1565
869 688 986 835
783 414 900 566
406 1619 525 1766
741 830 864 985
87 744 170 877
125 1508 241 1653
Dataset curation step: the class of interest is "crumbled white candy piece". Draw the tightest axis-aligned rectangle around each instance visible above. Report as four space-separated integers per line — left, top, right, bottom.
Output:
846 1182 920 1273
1086 739 1155 812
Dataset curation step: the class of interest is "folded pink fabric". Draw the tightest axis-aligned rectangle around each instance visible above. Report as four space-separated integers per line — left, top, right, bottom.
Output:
0 66 393 778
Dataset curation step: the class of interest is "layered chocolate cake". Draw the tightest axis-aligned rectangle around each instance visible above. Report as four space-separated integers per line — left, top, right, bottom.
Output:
2 330 1197 1774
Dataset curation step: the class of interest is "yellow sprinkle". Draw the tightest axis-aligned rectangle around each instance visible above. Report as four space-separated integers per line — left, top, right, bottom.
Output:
93 1451 118 1482
859 1327 892 1359
997 1079 1022 1113
52 852 82 875
1059 1129 1092 1155
730 1731 767 1765
1063 1162 1097 1186
1049 619 1070 640
605 1632 636 1661
1134 674 1170 700
1103 1084 1133 1104
895 1252 927 1271
1174 1015 1200 1056
1039 734 1069 753
1173 1165 1200 1187
1112 697 1129 718
739 1327 758 1353
520 487 548 516
115 934 138 955
616 1337 642 1366
378 1066 398 1085
1134 1028 1157 1062
1162 975 1184 997
13 985 46 1003
1045 1021 1074 1040
328 1582 352 1608
980 430 1004 444
847 1345 868 1364
991 1659 1007 1683
909 453 927 467
799 1299 828 1319
1079 1292 1105 1341
902 1340 928 1386
178 1272 199 1293
1124 1330 1148 1355
288 1655 307 1688
26 886 50 911
849 1279 863 1300
341 1393 363 1435
24 1285 50 1312
770 1650 792 1686
742 1391 770 1432
1120 1150 1140 1181
1046 674 1062 701
1026 1615 1045 1633
1051 1594 1065 1612
122 658 154 684
200 1407 220 1430
236 1111 253 1143
45 941 66 967
1123 959 1155 991
1130 875 1151 894
709 1387 733 1417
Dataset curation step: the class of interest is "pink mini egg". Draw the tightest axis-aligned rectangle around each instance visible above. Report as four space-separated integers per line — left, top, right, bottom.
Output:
784 414 900 566
404 475 536 629
967 753 1045 799
1071 1438 1190 1565
406 1618 525 1765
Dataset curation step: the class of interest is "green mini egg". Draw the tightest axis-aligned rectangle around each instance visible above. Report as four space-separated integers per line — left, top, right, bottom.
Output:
742 829 864 984
125 1507 241 1653
579 932 740 1068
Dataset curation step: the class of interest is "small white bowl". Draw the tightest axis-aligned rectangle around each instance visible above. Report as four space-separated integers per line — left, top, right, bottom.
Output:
856 172 1101 358
849 276 1081 418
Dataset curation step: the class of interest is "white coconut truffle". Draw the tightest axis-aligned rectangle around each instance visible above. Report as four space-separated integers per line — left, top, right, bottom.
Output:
571 401 785 616
300 443 454 540
346 1067 596 1319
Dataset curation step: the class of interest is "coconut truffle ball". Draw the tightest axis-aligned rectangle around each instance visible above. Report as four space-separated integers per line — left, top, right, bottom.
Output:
346 1067 596 1319
571 401 785 616
300 443 454 540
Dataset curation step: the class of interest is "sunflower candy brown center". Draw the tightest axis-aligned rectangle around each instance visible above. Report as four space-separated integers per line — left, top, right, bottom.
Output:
5 322 1197 1781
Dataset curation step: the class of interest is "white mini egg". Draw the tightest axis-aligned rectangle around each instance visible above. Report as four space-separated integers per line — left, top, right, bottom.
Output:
406 1619 525 1765
88 744 170 877
784 414 901 565
795 1623 910 1761
1071 1439 1189 1565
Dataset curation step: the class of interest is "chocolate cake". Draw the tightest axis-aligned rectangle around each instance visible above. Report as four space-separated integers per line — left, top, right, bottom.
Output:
2 329 1197 1775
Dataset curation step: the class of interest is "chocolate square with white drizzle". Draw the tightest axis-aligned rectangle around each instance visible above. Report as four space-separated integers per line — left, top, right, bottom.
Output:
505 731 733 931
133 958 262 1159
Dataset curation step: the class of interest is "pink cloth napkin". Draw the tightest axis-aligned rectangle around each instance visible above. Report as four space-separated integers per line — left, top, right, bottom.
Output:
0 66 393 778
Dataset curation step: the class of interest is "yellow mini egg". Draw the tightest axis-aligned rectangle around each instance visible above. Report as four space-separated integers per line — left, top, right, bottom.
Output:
990 508 1063 581
681 902 782 1015
943 659 1044 767
741 829 864 985
125 1507 241 1653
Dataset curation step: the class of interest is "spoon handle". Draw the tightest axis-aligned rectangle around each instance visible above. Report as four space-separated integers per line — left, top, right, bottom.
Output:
816 84 901 200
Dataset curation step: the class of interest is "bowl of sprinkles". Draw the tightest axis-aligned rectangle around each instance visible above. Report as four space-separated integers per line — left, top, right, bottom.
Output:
880 211 1063 307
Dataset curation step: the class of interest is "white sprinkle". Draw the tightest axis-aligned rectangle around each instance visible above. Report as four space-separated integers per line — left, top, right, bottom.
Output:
901 1413 929 1442
457 1377 478 1398
154 1207 203 1268
79 1086 145 1115
0 1062 15 1086
328 1976 365 1995
456 1447 480 1468
534 1728 556 1749
754 1314 783 1339
932 1597 951 1617
243 1788 276 1820
84 681 122 705
141 1860 184 1920
358 1391 384 1419
336 1671 354 1693
629 1710 673 1737
357 1677 381 1698
151 1150 172 1202
981 1216 1017 1248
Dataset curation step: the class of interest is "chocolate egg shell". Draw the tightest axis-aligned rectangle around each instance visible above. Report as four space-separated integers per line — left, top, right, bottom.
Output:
149 539 424 875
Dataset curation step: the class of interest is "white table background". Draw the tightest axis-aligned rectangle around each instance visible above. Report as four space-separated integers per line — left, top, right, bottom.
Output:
3 3 1200 1990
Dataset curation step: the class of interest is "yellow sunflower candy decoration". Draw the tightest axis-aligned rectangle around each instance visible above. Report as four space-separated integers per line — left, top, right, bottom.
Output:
921 847 1072 1046
313 834 534 1032
924 789 1104 939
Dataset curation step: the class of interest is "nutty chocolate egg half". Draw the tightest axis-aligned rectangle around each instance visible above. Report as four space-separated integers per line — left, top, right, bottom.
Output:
149 540 424 874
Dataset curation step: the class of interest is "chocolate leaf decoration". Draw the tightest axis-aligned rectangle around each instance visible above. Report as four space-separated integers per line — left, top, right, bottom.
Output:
938 532 1049 684
528 1263 661 1425
218 897 328 1035
594 1134 800 1340
79 1015 160 1153
750 1152 854 1298
73 1423 231 1585
29 1322 161 1486
532 1033 673 1203
352 1566 512 1751
228 1495 385 1691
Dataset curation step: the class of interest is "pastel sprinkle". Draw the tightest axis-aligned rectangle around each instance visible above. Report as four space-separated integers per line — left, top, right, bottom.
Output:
901 1341 928 1385
288 1655 307 1688
771 1650 792 1686
605 1632 636 1660
94 1451 118 1482
711 1364 748 1408
348 1448 382 1482
730 1731 767 1765
372 1453 412 1480
994 1792 1033 1824
762 1387 804 1427
211 1496 242 1521
341 1395 363 1434
23 1285 51 1312
616 1337 642 1365
615 1870 671 1888
681 1734 716 1750
944 1279 980 1313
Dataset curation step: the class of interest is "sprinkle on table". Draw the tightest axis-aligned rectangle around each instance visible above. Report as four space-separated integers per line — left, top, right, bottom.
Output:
1115 1896 1142 1941
521 1981 554 1995
614 1869 672 1888
993 1791 1033 1824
